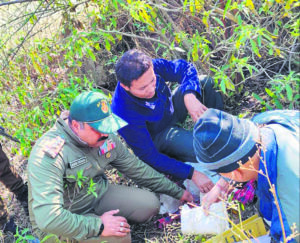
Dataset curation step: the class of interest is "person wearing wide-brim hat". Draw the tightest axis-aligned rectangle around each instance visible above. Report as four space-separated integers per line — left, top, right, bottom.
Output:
193 108 299 243
28 91 193 243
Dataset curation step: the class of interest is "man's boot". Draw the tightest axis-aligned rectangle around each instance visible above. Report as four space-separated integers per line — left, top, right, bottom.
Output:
14 183 28 216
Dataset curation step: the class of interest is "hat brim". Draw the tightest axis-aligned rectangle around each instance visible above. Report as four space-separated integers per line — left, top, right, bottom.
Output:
88 113 128 134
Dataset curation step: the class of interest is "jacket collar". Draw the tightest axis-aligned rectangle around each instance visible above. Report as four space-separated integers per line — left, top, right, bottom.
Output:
117 76 164 110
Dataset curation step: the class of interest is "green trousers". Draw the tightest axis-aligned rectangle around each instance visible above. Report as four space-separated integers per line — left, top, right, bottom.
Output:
36 184 160 243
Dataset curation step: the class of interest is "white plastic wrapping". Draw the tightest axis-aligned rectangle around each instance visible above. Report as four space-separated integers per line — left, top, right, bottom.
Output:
183 179 200 201
181 202 229 235
159 194 181 214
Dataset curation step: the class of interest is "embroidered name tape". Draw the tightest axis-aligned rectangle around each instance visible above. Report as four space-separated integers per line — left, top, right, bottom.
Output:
69 157 88 169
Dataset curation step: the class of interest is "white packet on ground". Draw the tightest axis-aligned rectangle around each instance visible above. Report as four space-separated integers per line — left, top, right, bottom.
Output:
159 194 181 214
181 202 229 235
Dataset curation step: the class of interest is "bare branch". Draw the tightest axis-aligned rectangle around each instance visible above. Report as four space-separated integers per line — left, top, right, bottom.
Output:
0 0 37 7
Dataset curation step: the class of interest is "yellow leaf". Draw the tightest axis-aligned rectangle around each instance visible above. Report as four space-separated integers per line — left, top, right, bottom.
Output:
229 55 236 63
293 2 300 7
195 0 204 12
192 44 199 61
282 12 289 18
189 2 194 14
149 26 155 32
57 110 61 116
225 79 235 91
236 39 241 49
245 0 255 10
202 16 208 28
33 61 43 75
275 48 281 56
116 34 122 41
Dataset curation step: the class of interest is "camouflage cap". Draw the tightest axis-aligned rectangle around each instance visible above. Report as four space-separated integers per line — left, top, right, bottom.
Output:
70 91 128 134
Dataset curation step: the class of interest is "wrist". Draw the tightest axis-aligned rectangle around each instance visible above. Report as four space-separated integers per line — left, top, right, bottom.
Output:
191 170 199 181
215 183 225 192
184 92 196 102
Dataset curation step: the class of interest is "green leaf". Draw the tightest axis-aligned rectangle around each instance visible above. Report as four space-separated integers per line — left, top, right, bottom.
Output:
86 48 96 61
252 92 264 102
268 48 273 55
265 88 275 98
285 84 293 101
41 234 59 243
224 0 232 19
240 203 245 211
274 99 283 109
112 0 118 10
250 39 261 57
220 80 226 94
257 36 261 47
183 0 188 12
237 14 242 25
212 17 224 27
265 103 273 110
105 39 111 51
25 235 36 240
294 94 300 100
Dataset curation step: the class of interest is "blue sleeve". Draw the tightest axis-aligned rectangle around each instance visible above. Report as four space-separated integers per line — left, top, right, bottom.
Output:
117 120 193 180
152 59 202 96
269 196 296 242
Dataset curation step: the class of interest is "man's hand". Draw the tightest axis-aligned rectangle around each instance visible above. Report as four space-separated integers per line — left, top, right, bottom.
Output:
202 178 229 215
192 170 214 193
100 209 130 237
184 93 207 122
180 190 193 202
201 185 222 216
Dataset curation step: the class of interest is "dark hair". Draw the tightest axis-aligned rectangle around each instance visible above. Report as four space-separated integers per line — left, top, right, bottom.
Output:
115 49 152 87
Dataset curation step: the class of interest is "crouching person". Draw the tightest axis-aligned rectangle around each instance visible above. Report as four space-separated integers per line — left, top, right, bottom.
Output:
28 91 192 243
193 109 299 242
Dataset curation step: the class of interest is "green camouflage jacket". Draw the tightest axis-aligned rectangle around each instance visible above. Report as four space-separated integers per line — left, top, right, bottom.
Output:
28 112 184 241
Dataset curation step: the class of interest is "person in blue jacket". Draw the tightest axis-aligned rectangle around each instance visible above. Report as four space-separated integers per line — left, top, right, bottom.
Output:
193 109 299 242
111 49 224 193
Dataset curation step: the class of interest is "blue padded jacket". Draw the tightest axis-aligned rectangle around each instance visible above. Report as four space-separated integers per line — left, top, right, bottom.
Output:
111 58 202 179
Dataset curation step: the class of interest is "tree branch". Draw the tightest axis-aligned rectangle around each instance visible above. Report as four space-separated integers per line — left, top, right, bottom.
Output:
0 0 37 7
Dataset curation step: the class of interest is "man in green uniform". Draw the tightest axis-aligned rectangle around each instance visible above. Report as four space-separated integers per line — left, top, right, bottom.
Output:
28 91 192 243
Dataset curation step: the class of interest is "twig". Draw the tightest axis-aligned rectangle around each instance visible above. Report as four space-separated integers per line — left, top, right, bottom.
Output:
7 0 53 63
0 0 37 7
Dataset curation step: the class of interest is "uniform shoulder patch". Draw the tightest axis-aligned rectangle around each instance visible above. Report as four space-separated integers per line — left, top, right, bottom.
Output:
43 136 65 158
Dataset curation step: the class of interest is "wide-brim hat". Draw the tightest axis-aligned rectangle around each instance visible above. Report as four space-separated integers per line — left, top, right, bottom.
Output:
193 109 260 173
70 91 128 134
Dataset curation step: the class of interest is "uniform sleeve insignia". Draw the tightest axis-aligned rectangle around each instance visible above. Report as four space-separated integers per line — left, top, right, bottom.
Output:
44 136 65 158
